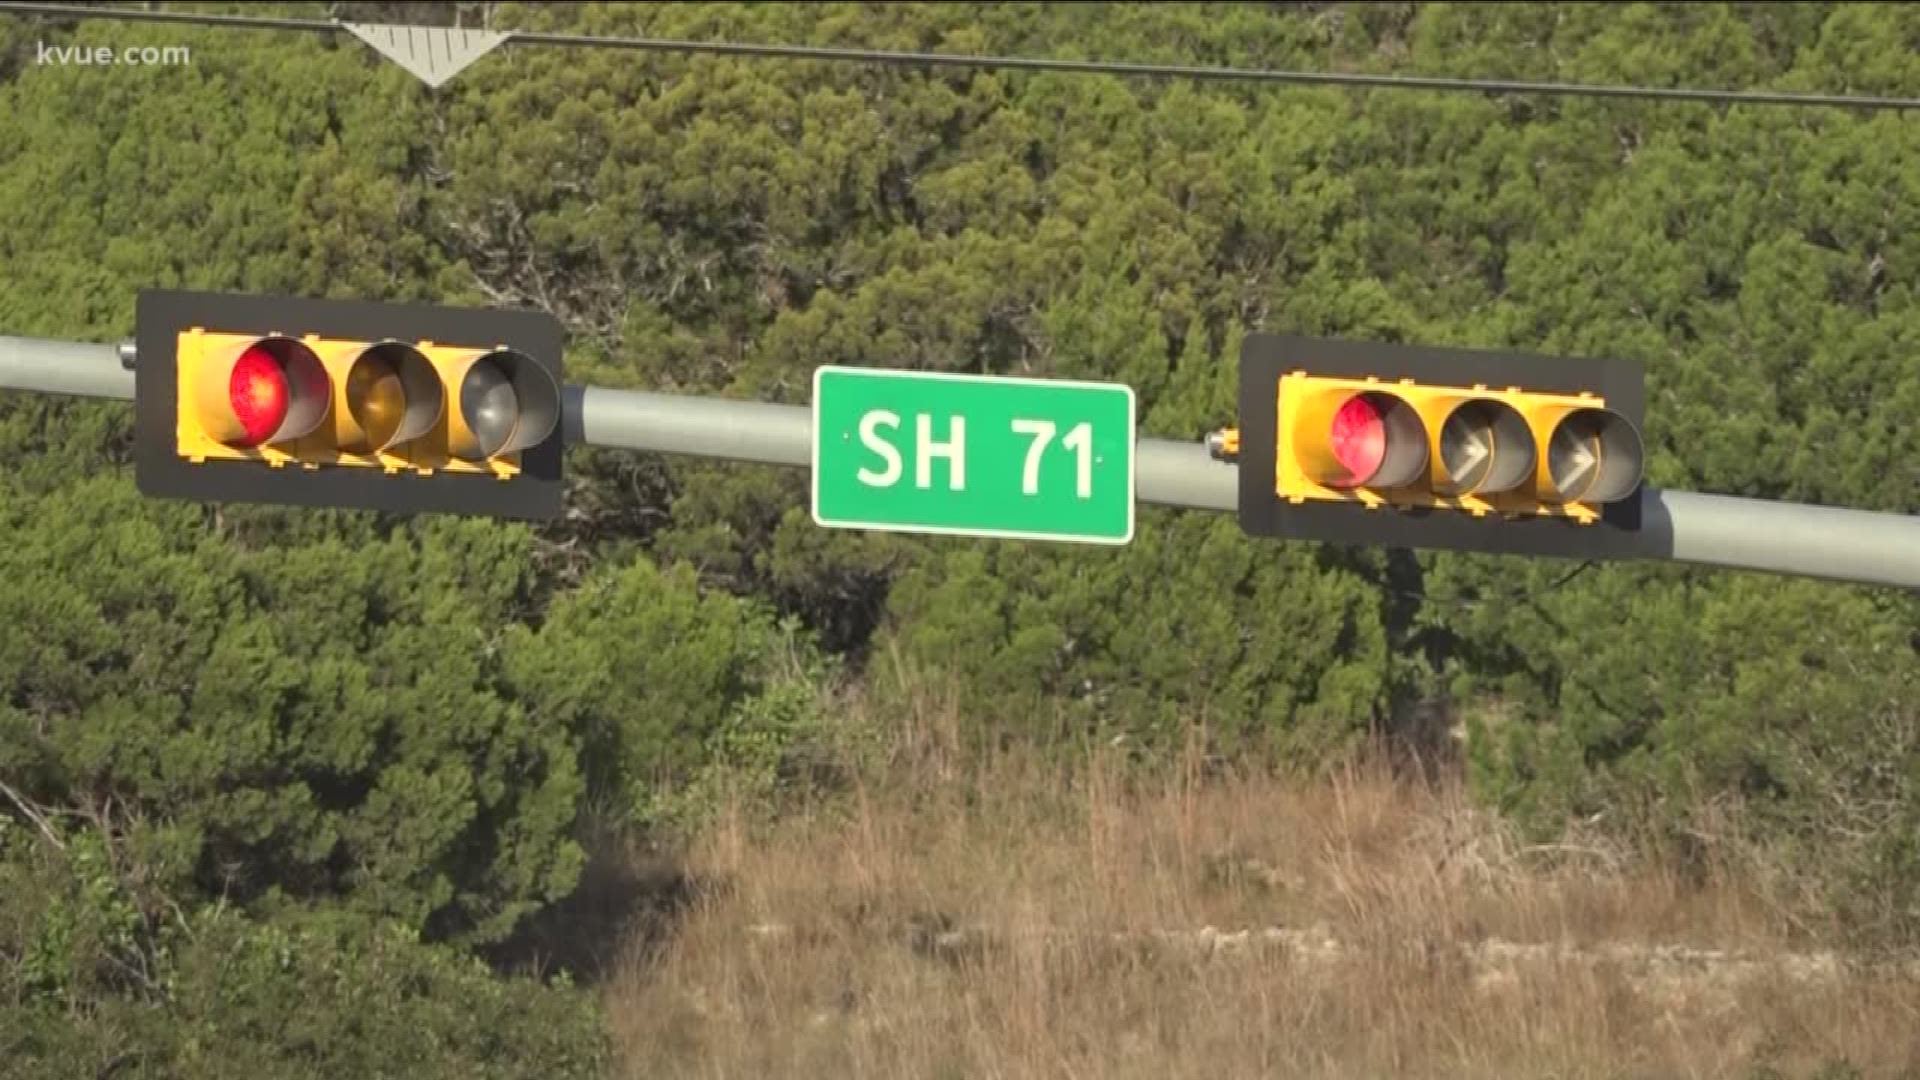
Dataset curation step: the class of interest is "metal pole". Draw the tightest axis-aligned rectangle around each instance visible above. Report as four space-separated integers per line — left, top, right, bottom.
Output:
5 335 1917 589
0 336 133 400
567 382 1267 513
1643 490 1920 588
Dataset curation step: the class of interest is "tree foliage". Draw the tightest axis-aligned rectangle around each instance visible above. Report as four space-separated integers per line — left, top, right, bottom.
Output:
2 818 608 1080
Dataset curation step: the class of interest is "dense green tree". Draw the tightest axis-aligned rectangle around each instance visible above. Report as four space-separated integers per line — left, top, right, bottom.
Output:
502 555 834 817
0 478 586 944
2 821 607 1080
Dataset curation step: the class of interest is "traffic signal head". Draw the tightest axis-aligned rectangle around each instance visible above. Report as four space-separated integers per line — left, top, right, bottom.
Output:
136 290 565 520
1238 334 1647 560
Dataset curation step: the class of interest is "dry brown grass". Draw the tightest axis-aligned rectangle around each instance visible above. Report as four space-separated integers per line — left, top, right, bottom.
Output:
600 692 1920 1079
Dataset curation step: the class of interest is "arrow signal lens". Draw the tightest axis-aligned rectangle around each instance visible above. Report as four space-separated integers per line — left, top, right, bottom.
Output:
1438 399 1535 496
1545 408 1643 504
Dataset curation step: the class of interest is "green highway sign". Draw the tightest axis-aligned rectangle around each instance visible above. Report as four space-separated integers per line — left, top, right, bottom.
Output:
811 366 1136 545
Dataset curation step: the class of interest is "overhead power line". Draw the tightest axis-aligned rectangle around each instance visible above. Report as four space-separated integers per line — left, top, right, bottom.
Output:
4 1 1919 110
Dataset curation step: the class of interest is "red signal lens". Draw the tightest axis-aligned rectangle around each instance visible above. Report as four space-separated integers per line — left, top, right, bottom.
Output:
1328 394 1385 488
228 344 290 447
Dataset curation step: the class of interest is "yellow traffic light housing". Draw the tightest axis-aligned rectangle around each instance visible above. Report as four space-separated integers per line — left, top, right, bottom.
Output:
1272 373 1643 523
1238 334 1646 560
136 290 565 520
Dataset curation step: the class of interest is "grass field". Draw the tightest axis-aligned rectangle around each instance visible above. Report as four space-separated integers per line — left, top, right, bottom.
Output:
597 690 1920 1079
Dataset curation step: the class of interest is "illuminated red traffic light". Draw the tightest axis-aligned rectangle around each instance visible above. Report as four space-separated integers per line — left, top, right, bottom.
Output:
193 335 329 450
228 343 288 446
1328 395 1383 487
1307 389 1426 490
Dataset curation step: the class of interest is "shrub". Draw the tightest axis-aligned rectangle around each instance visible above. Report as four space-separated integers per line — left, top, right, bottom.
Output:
0 482 586 946
505 557 855 830
2 818 609 1080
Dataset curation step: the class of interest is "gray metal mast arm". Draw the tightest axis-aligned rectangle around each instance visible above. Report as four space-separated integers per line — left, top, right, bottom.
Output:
6 335 1918 590
0 336 134 399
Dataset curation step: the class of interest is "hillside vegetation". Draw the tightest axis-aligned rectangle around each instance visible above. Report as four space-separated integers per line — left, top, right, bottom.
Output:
0 2 1916 1076
606 696 1920 1079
